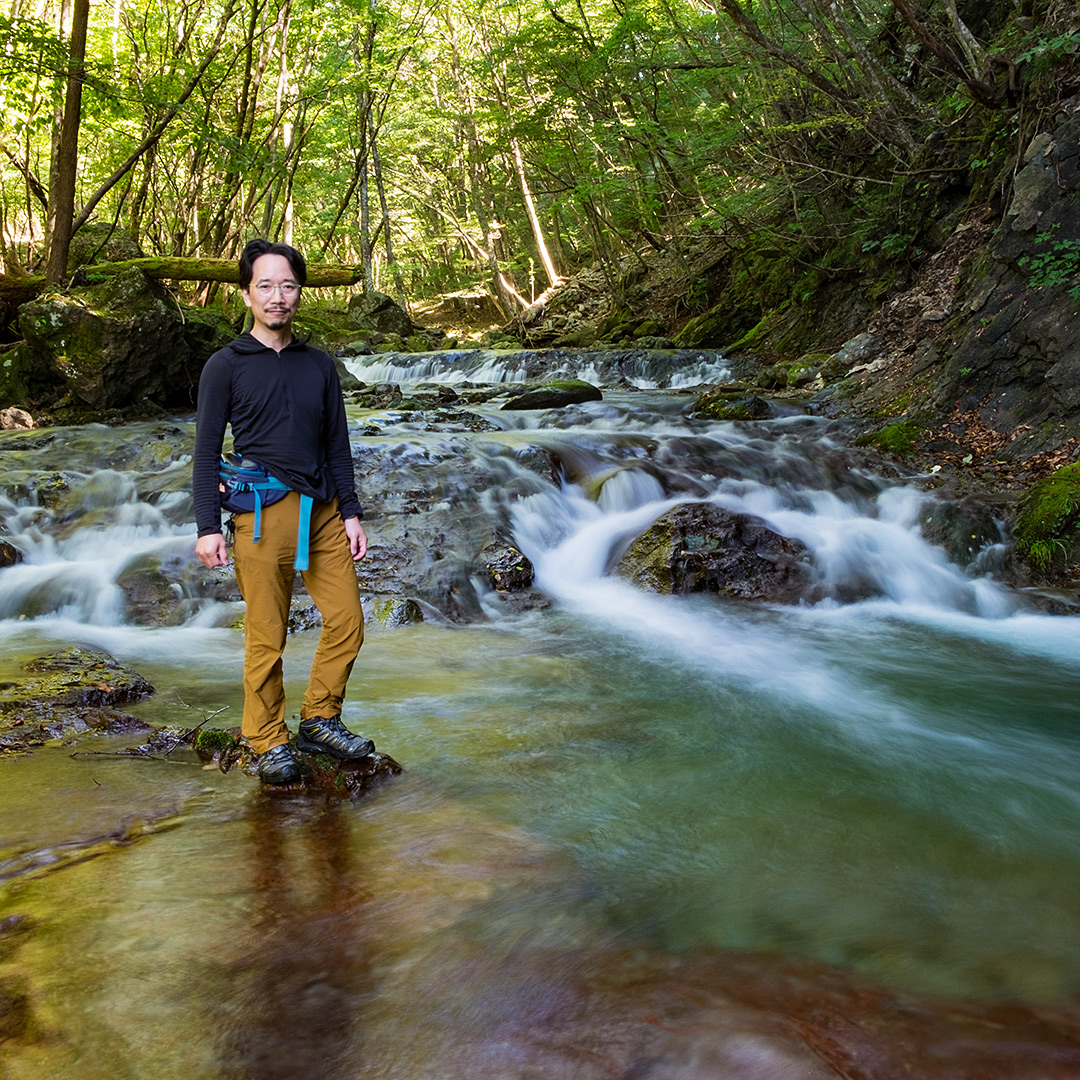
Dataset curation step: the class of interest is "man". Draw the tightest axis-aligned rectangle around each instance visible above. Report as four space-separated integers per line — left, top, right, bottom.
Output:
193 238 374 785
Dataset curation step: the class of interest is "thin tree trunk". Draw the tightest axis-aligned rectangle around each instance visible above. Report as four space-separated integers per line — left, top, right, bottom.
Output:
44 0 88 282
511 138 559 287
371 132 407 309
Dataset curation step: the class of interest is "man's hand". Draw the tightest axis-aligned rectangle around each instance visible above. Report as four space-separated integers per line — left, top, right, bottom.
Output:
344 516 367 561
196 532 229 568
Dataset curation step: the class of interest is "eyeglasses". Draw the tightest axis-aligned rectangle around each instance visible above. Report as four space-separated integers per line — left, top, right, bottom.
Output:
252 282 300 297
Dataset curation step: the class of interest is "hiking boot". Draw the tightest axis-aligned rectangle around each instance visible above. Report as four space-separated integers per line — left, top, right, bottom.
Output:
258 742 302 784
296 715 375 760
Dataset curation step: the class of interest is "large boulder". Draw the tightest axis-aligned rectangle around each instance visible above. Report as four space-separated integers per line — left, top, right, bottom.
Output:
67 223 144 272
616 502 812 603
17 269 222 410
347 290 415 338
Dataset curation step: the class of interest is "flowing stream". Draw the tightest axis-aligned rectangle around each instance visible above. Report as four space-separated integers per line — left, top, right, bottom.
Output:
1 350 1079 1077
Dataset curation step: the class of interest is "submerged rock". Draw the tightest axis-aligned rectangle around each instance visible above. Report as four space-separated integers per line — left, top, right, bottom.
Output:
616 502 812 603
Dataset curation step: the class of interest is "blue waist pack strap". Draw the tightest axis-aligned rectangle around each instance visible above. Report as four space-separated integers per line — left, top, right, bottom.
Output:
219 455 314 570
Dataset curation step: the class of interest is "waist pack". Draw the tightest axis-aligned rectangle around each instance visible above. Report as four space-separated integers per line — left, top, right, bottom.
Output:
218 453 313 570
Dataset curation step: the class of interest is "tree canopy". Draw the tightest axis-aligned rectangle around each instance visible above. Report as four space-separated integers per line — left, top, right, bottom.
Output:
1 0 1076 313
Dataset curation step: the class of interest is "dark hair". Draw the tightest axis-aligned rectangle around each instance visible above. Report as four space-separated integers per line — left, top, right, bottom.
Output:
238 238 307 289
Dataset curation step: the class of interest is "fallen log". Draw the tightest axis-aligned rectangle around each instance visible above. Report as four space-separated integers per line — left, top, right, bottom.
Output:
82 256 363 286
0 258 363 307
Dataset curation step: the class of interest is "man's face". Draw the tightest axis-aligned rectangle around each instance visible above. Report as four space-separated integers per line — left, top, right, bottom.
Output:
242 253 301 333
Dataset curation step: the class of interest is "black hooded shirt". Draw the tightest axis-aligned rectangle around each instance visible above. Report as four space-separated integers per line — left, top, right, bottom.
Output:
193 333 362 537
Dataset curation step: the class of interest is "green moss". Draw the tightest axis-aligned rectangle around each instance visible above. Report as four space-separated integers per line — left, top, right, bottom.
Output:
854 421 921 455
1014 463 1080 570
195 728 238 752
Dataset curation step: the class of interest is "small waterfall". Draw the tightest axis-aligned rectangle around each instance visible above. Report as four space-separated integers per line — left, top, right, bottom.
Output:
343 347 732 389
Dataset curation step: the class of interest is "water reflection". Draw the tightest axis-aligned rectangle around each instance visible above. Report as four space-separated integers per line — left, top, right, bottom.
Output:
217 800 370 1080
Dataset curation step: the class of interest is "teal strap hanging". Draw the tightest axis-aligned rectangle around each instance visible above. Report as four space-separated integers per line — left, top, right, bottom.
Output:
294 494 314 571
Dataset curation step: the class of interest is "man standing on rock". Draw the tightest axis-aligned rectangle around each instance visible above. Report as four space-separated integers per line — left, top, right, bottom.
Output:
193 238 375 785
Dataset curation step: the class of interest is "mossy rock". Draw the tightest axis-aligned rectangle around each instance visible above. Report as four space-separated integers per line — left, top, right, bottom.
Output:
68 223 144 272
0 647 154 749
371 597 424 627
18 269 194 409
375 333 406 353
756 363 790 390
854 421 921 456
786 363 820 388
1014 463 1080 571
692 390 771 421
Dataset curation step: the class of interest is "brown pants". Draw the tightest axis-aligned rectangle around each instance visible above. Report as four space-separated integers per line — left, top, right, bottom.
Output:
233 492 364 754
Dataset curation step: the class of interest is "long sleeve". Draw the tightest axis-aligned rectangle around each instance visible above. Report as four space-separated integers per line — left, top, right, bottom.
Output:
323 363 363 521
193 352 232 536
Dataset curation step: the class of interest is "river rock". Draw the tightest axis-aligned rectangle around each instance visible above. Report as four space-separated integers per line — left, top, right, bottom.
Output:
919 494 1007 569
616 502 812 603
17 268 224 410
479 541 534 591
693 390 772 421
0 647 154 749
501 380 603 410
116 552 195 626
0 539 22 567
0 407 34 430
164 724 404 798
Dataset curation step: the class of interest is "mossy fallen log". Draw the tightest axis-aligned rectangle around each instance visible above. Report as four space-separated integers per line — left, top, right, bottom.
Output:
0 258 363 306
82 257 363 286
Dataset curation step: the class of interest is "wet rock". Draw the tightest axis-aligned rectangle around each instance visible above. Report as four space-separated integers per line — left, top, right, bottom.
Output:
0 407 34 430
116 553 189 626
169 724 404 799
335 355 365 392
502 380 603 410
370 597 425 627
258 746 403 800
480 549 526 602
479 541 534 591
616 502 812 603
0 539 22 567
919 495 1006 568
348 437 556 622
351 382 403 409
692 390 773 421
0 647 154 749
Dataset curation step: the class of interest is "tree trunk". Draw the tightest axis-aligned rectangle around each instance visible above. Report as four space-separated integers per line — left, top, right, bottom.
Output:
44 0 89 283
511 138 559 288
371 132 407 310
